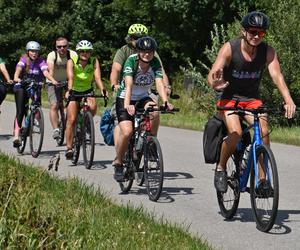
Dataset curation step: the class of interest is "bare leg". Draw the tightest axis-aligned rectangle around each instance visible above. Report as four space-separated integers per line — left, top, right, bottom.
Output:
218 111 242 170
50 102 59 129
113 120 132 165
66 101 78 150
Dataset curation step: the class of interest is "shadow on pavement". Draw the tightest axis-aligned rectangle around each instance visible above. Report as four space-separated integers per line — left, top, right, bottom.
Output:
0 134 12 140
38 149 64 159
91 160 111 170
218 207 300 234
164 171 194 180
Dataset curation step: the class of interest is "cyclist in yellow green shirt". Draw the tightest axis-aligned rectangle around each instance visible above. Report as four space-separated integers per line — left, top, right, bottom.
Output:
65 40 106 159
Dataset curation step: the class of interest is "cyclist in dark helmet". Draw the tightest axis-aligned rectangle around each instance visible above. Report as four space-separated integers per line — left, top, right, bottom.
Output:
112 36 173 182
207 11 296 193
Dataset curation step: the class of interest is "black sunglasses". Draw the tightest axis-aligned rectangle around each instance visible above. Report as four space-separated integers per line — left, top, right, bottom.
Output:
56 45 68 49
78 50 91 53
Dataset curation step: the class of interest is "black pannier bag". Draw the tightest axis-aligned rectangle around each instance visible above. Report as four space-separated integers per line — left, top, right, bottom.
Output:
203 114 226 164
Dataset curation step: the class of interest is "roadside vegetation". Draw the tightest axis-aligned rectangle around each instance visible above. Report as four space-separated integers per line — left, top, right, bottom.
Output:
0 153 212 249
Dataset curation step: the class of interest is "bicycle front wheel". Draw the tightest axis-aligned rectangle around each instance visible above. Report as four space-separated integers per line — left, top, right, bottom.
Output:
72 122 81 165
216 152 240 219
250 145 279 232
56 108 65 146
144 135 163 202
29 107 44 158
82 111 95 169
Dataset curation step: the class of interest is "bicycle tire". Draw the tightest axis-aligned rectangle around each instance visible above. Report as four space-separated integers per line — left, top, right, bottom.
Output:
72 122 81 165
82 111 95 169
29 107 44 158
216 152 240 219
17 127 28 154
250 145 279 232
144 135 163 202
56 108 65 146
119 150 134 193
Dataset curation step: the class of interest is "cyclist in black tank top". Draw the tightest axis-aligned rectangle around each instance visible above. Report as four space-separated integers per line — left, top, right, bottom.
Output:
207 11 296 193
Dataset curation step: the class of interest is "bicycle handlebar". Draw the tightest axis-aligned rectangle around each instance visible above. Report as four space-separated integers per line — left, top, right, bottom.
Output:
0 80 10 88
48 81 68 88
66 92 108 107
217 105 284 115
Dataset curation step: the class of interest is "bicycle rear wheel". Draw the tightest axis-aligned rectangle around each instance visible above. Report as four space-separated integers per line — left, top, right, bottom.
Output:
72 122 81 165
144 136 163 202
119 150 134 193
216 152 240 219
29 107 44 158
82 111 95 169
56 108 65 146
250 145 279 232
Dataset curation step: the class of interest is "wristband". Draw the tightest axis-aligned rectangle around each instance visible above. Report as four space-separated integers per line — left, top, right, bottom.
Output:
111 85 115 91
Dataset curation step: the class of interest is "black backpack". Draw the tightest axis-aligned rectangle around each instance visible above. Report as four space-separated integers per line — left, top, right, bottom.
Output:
203 114 226 164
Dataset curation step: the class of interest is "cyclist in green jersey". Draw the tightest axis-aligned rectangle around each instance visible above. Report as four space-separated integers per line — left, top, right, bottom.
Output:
112 36 173 181
65 40 106 159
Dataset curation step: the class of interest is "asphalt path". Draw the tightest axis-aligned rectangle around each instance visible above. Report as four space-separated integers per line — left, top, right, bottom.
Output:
0 101 300 250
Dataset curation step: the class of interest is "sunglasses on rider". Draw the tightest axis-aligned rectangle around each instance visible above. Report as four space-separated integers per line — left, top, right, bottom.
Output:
246 29 266 38
78 50 91 53
56 45 68 49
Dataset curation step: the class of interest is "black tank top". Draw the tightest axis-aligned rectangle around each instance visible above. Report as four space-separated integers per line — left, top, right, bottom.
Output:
221 38 267 100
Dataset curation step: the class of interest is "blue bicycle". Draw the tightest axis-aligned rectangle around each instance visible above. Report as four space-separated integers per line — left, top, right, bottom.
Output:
216 104 280 232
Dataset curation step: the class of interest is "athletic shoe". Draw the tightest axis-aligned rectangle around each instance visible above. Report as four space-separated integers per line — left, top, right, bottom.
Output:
65 149 73 160
13 137 21 148
113 163 124 182
255 180 274 198
214 170 228 193
52 128 60 139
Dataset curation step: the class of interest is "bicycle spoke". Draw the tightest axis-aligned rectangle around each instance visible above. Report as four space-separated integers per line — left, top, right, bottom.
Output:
82 112 95 169
217 154 240 219
30 107 44 158
144 136 163 202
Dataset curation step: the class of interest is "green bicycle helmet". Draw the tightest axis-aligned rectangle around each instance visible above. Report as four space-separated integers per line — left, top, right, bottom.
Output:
76 40 93 51
128 23 148 37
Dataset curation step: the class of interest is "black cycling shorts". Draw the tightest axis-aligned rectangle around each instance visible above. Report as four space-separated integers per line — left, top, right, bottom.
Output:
116 96 154 123
68 88 93 102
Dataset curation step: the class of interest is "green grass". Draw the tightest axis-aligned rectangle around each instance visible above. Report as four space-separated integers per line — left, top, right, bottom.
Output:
0 153 212 249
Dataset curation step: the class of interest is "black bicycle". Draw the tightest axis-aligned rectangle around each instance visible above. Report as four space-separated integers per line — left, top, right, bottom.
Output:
119 103 179 202
17 78 44 158
67 92 108 169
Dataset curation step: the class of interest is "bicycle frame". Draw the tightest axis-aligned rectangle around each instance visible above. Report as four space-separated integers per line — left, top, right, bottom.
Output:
237 114 270 192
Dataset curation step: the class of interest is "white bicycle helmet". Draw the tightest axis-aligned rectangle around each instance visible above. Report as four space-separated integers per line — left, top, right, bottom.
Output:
76 40 93 51
26 41 41 51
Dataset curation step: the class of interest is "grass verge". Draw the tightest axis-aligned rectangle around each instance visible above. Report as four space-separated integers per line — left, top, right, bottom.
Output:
0 153 212 249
